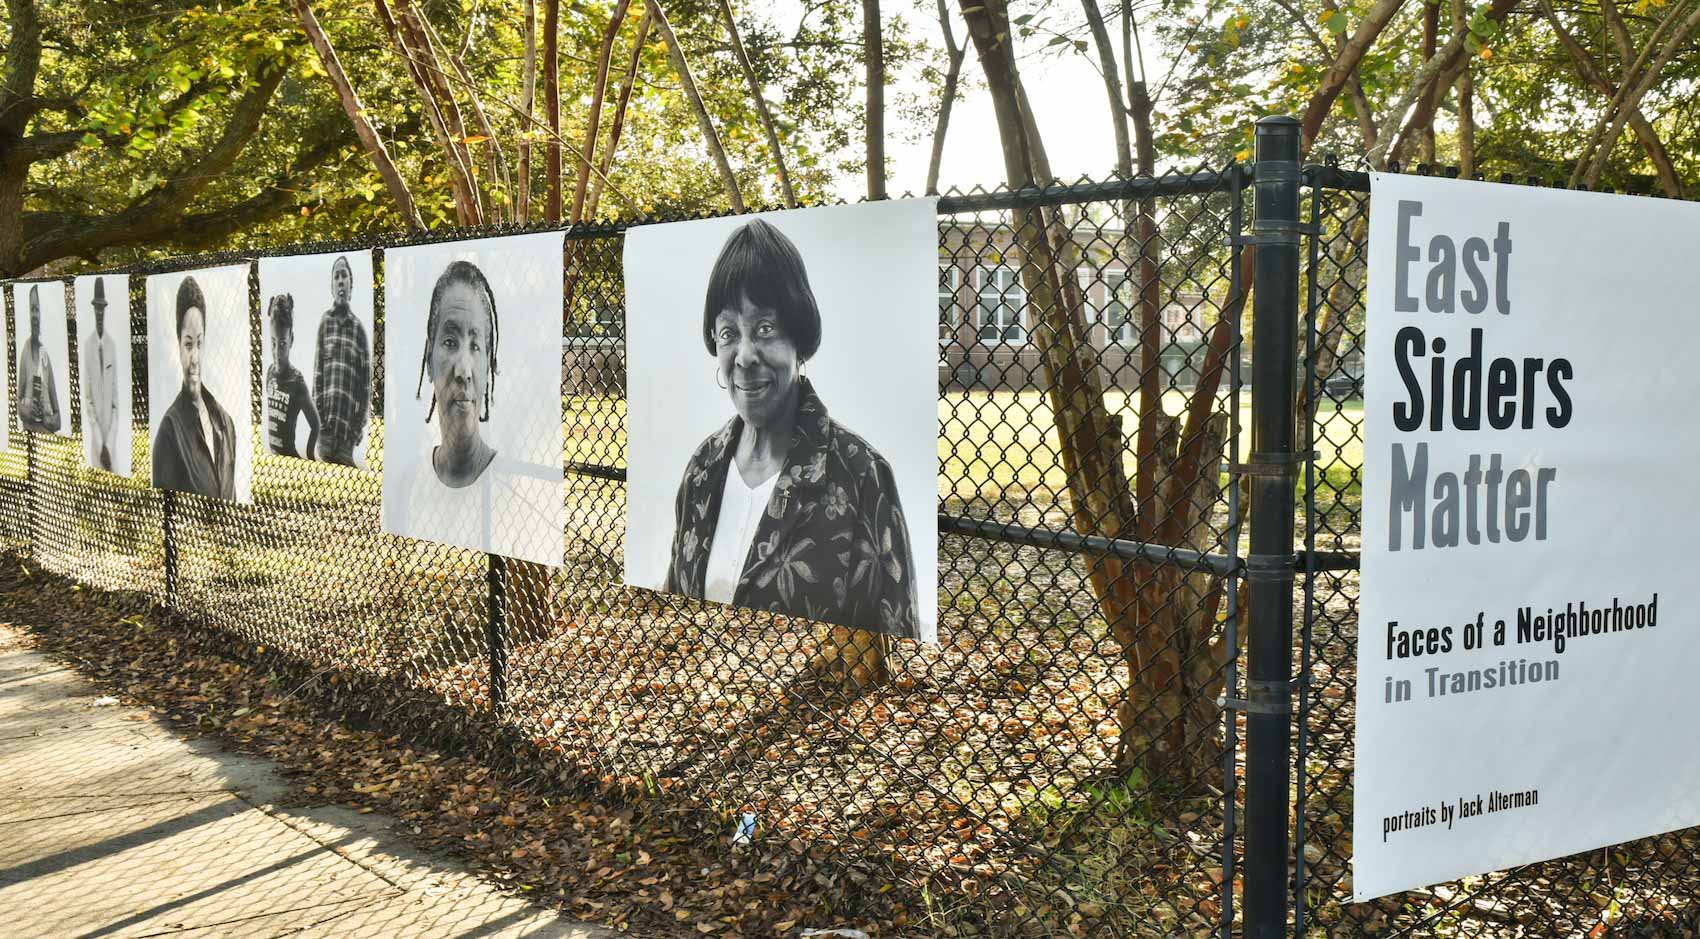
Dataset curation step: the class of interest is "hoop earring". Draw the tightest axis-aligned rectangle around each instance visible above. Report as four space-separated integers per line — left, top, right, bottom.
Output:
425 396 436 423
716 368 727 390
799 360 808 379
480 395 491 423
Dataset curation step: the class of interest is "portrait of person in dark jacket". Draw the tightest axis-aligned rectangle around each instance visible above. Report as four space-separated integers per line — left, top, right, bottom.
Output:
662 219 919 639
152 275 238 500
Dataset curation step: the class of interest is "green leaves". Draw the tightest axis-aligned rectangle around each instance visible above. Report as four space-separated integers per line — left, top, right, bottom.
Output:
1322 10 1350 36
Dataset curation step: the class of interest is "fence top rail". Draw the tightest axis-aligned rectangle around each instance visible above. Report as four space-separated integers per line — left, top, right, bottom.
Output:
1303 163 1372 193
937 166 1249 214
13 170 1253 283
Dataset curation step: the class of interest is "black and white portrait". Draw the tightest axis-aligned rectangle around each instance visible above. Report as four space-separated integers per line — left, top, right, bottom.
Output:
624 200 939 642
12 280 73 438
382 233 565 566
258 252 375 467
146 265 254 503
74 274 133 475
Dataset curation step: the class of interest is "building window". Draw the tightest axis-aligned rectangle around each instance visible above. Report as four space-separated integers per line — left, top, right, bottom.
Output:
977 267 1027 344
1105 269 1133 343
939 266 961 340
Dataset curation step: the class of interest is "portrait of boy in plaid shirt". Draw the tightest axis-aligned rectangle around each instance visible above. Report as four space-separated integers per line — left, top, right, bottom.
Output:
311 256 371 466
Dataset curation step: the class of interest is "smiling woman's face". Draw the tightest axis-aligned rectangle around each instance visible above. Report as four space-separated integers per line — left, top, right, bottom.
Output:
178 306 205 397
427 282 492 441
713 293 800 430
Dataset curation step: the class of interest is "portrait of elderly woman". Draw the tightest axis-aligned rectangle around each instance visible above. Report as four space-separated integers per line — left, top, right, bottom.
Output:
380 233 564 567
656 218 921 639
151 276 238 500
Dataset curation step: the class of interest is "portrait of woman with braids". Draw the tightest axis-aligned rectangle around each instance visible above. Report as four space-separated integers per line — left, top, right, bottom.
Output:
417 259 501 488
381 235 565 567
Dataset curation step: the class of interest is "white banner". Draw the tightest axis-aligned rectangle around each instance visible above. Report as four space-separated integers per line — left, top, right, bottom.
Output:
1356 173 1700 900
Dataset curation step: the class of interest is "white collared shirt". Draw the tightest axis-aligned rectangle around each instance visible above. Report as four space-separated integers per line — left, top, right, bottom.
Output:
703 464 780 604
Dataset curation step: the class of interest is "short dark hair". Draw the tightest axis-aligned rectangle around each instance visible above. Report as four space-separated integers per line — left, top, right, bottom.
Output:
415 260 500 423
268 294 294 333
701 218 821 360
175 276 206 337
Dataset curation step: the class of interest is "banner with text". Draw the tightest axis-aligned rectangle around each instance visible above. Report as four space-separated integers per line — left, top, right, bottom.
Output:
1356 173 1700 901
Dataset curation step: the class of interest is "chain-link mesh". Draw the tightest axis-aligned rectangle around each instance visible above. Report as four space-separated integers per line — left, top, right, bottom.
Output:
1297 160 1700 937
7 171 1272 937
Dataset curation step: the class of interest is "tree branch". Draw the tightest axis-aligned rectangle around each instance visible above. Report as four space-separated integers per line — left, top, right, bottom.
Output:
644 0 745 211
0 0 44 136
15 65 304 271
1541 0 1681 195
1299 0 1407 152
719 0 797 207
293 0 423 229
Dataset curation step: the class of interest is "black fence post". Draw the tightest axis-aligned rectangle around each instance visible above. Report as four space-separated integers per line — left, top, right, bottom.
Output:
1243 114 1303 939
162 489 178 610
25 432 37 557
487 554 508 717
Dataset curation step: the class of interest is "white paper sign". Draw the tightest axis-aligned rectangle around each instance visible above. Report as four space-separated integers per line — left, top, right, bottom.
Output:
1356 173 1700 900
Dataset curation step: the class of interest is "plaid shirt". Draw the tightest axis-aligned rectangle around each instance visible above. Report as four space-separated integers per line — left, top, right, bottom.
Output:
311 305 370 463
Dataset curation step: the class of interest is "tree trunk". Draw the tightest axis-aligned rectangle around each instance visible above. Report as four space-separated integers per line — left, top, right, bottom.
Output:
294 0 423 229
586 11 652 221
517 0 537 222
644 0 745 211
1575 1 1700 188
375 0 476 223
957 0 1233 778
1455 0 1474 176
574 0 631 223
544 0 561 222
924 0 966 195
1592 0 1684 194
1417 0 1439 163
393 0 485 216
1368 0 1514 169
1079 0 1132 176
863 0 886 199
719 0 796 207
1299 0 1407 149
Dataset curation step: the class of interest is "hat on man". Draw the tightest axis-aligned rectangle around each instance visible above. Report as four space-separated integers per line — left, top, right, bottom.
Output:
91 278 107 308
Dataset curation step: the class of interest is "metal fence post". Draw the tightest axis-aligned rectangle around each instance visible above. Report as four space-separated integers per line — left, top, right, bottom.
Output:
1243 114 1303 939
162 489 178 610
487 554 508 717
25 432 37 557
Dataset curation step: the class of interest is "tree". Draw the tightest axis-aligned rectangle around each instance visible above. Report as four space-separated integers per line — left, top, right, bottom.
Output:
0 0 363 276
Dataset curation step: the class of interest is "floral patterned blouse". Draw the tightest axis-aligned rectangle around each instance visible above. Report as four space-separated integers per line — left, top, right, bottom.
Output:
664 377 919 639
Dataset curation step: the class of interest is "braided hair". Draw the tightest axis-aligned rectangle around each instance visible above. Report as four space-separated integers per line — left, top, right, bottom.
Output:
415 260 500 423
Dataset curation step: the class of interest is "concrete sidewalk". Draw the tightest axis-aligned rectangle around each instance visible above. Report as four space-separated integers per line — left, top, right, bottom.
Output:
0 623 612 938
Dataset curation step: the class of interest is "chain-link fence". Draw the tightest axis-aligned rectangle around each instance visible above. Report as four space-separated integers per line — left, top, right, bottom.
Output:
3 166 1256 938
5 116 1698 938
